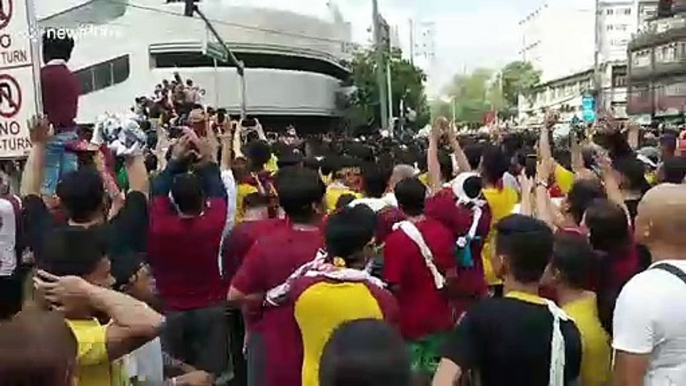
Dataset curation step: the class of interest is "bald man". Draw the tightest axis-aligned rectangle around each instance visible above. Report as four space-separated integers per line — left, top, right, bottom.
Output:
612 184 686 386
390 165 417 189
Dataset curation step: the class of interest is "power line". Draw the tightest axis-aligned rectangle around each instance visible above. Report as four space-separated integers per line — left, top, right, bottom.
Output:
81 0 356 46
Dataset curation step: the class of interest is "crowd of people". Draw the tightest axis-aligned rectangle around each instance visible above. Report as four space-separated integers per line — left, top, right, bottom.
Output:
2 30 686 386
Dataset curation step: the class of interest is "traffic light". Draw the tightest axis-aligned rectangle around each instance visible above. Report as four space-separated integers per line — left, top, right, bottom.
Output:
658 0 674 17
184 0 197 17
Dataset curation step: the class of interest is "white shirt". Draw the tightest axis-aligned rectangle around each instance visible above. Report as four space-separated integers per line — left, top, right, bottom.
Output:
221 169 237 234
0 198 18 277
45 59 68 67
613 260 686 385
124 338 164 384
218 169 237 276
502 172 520 193
349 193 397 213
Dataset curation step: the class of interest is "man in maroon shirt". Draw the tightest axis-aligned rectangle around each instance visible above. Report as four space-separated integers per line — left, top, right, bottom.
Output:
40 31 80 195
383 178 456 382
146 136 229 379
228 166 326 386
424 175 491 319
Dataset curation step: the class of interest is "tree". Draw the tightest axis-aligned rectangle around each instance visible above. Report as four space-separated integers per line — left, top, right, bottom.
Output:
342 48 430 133
434 61 540 123
440 68 496 124
500 61 541 112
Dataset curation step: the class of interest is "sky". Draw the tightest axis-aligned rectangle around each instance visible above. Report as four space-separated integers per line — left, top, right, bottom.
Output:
335 0 545 95
216 0 548 95
228 0 547 95
38 0 547 95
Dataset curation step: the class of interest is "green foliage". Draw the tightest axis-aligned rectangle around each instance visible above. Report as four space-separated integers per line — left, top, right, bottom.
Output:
434 61 540 123
500 60 541 107
343 48 430 132
440 68 495 123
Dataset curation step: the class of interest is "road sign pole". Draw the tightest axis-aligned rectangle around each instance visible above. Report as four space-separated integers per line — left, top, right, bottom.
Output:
372 0 388 131
187 1 246 117
26 0 41 114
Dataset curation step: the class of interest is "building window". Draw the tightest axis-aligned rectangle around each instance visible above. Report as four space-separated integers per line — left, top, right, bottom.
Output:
606 8 614 15
77 70 94 95
607 24 614 31
656 43 678 63
631 50 651 68
634 85 650 99
112 56 130 84
612 68 627 88
622 8 631 15
93 64 111 91
75 55 131 95
664 82 686 97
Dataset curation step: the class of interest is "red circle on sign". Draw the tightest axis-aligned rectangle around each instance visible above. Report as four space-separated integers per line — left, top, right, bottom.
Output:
0 74 22 119
0 0 13 31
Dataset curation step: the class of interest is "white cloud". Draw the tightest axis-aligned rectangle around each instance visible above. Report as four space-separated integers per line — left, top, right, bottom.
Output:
331 0 527 95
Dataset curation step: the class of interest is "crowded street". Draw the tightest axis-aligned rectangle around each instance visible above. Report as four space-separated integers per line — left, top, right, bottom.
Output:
2 0 686 385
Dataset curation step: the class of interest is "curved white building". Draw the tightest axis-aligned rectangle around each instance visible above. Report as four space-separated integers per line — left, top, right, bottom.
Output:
37 0 354 125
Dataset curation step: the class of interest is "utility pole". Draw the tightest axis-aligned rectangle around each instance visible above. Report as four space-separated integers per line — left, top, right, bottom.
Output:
593 0 602 115
409 18 415 66
185 0 246 118
387 60 393 132
372 0 389 131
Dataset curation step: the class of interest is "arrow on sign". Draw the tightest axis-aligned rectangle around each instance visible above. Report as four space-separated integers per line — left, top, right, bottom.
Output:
0 0 13 30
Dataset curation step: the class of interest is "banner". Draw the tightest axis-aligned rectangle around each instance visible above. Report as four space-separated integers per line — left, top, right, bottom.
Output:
0 0 41 159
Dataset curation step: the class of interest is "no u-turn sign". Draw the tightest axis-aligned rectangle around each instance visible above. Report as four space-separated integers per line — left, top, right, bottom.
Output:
0 0 40 159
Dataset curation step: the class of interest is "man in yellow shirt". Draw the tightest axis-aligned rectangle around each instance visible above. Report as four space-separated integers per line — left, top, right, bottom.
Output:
235 140 277 223
324 156 361 213
479 145 518 291
35 227 165 386
288 205 397 386
542 233 612 386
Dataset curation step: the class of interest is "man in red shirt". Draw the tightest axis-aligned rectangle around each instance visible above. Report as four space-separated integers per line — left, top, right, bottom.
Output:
424 173 491 319
146 135 229 378
228 166 326 386
221 209 285 386
383 178 455 381
40 31 81 196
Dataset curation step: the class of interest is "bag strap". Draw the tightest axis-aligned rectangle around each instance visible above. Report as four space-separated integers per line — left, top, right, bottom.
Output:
652 263 686 285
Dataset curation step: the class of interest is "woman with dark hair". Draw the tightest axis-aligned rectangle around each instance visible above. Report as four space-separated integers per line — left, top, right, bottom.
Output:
0 311 77 385
319 319 411 386
611 155 651 224
526 158 607 234
583 199 641 335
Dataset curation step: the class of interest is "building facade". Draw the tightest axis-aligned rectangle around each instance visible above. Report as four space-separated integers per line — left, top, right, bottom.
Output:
519 0 596 84
627 1 686 120
519 0 658 123
37 0 353 125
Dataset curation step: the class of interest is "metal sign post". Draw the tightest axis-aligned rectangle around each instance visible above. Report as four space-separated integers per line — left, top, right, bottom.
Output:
188 0 246 117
